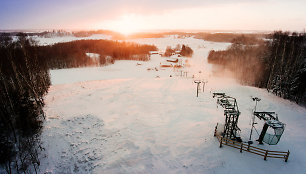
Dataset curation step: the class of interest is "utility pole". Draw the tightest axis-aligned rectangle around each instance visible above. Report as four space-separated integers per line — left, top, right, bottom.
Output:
249 97 261 143
202 80 208 92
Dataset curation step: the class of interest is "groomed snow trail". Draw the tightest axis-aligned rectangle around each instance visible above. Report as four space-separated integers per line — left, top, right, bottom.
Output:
40 36 306 174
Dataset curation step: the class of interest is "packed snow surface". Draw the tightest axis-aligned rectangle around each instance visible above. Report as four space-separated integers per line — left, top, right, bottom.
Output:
40 36 306 173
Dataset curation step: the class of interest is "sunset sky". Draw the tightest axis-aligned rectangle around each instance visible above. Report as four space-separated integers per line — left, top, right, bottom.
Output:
1 0 305 34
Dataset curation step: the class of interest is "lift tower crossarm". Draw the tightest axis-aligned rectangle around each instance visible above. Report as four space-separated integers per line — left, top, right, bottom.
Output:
253 112 277 121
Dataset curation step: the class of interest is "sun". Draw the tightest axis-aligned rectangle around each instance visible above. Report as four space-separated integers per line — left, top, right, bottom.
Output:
104 14 144 36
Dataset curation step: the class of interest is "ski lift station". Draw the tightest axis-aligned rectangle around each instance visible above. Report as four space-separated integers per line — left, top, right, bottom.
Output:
213 93 290 162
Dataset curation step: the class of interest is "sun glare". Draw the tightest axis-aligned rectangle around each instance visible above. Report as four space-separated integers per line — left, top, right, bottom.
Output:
105 14 144 35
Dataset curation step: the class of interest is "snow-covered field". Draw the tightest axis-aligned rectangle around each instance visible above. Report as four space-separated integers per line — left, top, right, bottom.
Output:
39 36 306 174
32 34 112 45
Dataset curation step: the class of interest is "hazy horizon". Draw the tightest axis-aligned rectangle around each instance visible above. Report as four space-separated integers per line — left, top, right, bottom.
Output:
0 28 274 34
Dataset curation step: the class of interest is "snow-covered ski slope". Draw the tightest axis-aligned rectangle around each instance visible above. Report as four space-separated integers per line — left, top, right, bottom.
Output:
40 36 306 174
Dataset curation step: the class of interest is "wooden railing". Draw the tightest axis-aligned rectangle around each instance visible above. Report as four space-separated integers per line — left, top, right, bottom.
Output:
215 133 290 162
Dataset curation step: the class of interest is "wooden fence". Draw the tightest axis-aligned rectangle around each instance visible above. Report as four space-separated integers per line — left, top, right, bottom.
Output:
214 132 290 162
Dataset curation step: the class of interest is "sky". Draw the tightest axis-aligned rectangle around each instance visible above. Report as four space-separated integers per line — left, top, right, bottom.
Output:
0 0 305 34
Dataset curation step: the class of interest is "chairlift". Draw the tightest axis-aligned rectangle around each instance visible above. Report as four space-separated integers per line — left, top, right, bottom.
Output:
249 97 285 145
215 95 239 111
213 93 241 142
254 112 285 145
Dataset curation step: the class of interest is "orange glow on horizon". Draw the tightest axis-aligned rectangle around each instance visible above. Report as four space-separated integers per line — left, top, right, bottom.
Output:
100 14 146 35
95 2 306 34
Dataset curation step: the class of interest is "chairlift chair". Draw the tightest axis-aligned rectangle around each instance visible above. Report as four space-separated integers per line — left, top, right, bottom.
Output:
254 112 285 145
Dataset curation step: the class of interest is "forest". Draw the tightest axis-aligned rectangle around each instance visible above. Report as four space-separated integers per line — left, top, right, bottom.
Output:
38 39 157 69
208 31 306 104
0 33 157 173
0 33 50 173
194 32 265 43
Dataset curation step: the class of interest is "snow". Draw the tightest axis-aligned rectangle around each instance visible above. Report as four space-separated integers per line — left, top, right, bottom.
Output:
86 53 100 59
32 34 112 46
38 36 306 173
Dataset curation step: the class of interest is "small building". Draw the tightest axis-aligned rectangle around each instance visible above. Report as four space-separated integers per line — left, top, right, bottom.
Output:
149 51 159 55
160 62 173 67
166 58 178 63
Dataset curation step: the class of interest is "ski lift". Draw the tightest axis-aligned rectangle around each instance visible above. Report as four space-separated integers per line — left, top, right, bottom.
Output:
213 93 242 142
254 112 285 145
213 93 238 111
249 97 285 145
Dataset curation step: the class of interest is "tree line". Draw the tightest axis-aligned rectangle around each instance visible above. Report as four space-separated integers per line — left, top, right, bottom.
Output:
208 32 306 104
0 33 50 173
163 44 193 57
194 32 265 43
38 39 157 69
0 33 157 173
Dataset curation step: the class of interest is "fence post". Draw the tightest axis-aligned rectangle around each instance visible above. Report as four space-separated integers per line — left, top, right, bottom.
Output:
240 143 243 153
285 150 290 162
264 150 268 161
247 144 250 151
219 137 223 148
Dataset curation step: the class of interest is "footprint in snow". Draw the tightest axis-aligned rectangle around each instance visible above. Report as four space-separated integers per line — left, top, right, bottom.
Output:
45 115 107 173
